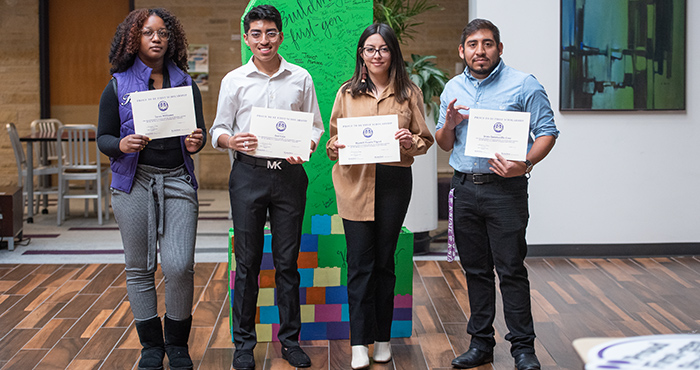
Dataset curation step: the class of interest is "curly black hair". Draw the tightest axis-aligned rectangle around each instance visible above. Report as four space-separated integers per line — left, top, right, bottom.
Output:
108 8 189 74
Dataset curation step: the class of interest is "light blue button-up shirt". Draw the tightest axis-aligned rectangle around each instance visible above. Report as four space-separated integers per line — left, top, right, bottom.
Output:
437 59 559 174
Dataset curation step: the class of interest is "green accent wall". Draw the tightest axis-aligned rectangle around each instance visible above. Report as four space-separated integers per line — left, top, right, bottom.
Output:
241 0 373 233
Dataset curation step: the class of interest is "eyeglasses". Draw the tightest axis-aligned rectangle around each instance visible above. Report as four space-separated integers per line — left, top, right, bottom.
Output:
142 28 170 40
362 46 391 57
247 30 280 42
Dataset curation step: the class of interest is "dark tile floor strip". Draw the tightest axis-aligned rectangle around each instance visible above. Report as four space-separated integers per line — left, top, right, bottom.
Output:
22 249 124 255
68 227 120 231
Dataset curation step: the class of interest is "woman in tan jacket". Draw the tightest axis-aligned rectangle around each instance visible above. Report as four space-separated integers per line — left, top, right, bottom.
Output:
326 23 434 369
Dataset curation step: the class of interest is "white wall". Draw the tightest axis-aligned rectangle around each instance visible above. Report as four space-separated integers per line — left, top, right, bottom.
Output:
470 0 700 245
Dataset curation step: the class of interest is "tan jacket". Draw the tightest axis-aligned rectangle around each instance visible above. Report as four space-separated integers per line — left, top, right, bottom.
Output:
326 84 434 221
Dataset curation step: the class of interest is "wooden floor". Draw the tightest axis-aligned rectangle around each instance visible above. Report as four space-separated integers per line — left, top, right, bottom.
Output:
1 257 699 369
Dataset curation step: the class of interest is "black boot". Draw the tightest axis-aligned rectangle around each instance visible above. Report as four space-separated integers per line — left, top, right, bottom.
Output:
164 315 194 370
134 317 165 370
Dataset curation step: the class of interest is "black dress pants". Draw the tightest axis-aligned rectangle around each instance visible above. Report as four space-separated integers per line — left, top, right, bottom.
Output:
343 164 412 345
451 174 535 356
229 158 308 350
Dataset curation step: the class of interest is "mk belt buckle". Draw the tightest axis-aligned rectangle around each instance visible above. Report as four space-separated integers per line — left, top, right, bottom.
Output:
472 174 486 185
266 159 283 170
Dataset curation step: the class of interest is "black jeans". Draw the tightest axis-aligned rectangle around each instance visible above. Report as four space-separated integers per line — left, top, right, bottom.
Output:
451 173 535 356
229 159 308 350
343 164 412 345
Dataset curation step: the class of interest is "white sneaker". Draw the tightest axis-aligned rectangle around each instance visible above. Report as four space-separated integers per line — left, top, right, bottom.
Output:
373 341 392 363
351 345 370 369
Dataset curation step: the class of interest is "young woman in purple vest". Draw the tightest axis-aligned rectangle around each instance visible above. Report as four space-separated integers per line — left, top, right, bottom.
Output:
97 8 206 370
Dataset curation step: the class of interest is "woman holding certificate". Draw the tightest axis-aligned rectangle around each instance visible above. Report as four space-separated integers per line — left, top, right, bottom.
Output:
97 8 205 370
326 23 434 369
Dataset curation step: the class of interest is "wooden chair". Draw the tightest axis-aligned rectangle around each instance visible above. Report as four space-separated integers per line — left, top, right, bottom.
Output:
30 118 64 212
56 124 111 225
6 122 59 216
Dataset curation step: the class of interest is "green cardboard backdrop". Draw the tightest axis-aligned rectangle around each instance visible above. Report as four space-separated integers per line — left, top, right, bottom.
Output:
241 0 373 233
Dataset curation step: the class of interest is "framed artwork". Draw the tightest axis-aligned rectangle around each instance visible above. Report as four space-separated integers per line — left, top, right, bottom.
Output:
187 44 209 91
560 0 686 111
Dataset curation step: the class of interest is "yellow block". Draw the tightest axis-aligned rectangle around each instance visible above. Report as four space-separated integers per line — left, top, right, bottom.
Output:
331 214 345 234
300 304 315 323
257 288 275 306
313 267 341 287
256 324 272 342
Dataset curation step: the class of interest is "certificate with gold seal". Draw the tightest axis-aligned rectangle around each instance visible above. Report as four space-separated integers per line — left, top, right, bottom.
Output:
131 86 196 140
249 107 314 161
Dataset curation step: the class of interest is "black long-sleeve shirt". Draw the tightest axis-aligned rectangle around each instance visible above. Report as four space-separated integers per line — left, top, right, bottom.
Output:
97 71 206 169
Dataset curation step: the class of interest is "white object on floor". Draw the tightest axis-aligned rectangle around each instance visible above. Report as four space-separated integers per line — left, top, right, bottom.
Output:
373 341 392 362
351 345 369 369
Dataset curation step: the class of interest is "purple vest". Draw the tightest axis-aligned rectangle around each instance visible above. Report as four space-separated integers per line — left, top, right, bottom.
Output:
110 57 198 193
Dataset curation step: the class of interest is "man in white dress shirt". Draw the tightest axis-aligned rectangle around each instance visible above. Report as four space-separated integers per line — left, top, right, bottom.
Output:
209 5 324 370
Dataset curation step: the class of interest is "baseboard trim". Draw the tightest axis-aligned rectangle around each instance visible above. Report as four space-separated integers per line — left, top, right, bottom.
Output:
528 242 700 258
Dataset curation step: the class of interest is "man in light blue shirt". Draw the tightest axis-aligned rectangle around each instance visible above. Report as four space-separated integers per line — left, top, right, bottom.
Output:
435 19 559 370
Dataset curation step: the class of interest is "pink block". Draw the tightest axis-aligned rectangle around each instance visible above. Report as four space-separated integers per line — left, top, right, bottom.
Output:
394 294 412 308
271 323 280 342
314 304 342 322
230 271 236 289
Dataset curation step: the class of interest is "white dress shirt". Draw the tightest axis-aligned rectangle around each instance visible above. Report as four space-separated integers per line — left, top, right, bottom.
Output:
209 55 324 156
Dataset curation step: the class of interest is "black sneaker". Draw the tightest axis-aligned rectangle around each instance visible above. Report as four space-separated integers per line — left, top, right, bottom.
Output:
232 349 255 370
282 346 311 368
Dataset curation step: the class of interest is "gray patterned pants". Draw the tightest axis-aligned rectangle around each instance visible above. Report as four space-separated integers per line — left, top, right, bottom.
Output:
112 164 198 321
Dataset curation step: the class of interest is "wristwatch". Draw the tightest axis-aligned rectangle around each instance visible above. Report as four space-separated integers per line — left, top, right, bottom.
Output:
523 159 534 174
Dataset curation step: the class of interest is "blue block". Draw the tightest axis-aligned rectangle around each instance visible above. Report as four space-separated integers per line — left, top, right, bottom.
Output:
325 286 348 304
300 322 327 340
390 320 412 338
300 234 318 252
263 233 272 253
259 306 279 324
326 321 350 340
261 253 274 270
341 304 349 322
299 269 314 288
299 287 307 304
393 307 412 321
311 215 331 235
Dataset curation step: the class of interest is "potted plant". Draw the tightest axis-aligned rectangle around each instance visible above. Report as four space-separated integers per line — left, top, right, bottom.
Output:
374 0 450 254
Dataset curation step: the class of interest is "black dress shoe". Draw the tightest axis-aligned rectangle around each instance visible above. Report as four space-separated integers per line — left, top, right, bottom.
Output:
514 353 541 370
232 349 255 370
451 348 494 369
282 346 311 368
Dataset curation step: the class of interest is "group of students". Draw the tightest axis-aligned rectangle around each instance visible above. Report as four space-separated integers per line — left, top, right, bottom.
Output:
98 4 557 370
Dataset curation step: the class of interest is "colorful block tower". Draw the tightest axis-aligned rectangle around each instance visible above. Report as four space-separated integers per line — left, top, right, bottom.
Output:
228 221 413 341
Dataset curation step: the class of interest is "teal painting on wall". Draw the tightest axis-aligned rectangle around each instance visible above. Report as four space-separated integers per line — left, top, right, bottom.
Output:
560 0 686 110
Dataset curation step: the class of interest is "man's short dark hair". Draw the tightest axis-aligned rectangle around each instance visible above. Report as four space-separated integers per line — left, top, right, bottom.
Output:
460 18 500 46
243 5 283 33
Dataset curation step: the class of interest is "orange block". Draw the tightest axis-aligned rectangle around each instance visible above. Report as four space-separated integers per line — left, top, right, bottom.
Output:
255 306 260 323
297 252 318 269
305 287 326 305
259 270 276 288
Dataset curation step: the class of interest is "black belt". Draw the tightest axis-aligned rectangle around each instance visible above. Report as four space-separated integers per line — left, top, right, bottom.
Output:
234 151 289 170
455 171 501 185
